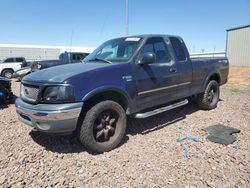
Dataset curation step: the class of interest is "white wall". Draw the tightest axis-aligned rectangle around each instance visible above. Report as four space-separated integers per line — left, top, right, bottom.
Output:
227 27 250 66
190 52 226 59
0 44 95 61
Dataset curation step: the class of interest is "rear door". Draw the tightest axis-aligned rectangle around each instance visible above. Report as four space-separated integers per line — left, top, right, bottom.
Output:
16 57 26 67
169 37 193 98
134 37 180 110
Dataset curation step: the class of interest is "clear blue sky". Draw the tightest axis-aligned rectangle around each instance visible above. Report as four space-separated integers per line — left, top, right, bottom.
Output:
0 0 249 53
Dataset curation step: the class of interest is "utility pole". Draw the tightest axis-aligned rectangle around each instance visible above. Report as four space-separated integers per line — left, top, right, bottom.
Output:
70 30 74 52
125 0 129 36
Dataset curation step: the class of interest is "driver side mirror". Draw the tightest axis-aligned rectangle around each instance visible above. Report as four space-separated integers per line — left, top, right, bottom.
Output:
138 52 155 65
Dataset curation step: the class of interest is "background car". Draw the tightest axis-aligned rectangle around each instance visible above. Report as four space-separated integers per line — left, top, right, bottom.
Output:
12 52 89 81
0 57 28 78
12 66 32 81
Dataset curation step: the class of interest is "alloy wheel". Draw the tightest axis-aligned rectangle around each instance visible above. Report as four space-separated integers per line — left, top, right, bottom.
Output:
93 110 118 142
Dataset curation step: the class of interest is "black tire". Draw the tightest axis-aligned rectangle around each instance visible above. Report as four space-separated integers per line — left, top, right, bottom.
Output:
196 80 220 110
78 100 127 153
2 69 13 79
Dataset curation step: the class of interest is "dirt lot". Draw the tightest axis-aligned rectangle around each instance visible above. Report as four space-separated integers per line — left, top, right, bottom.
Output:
223 66 250 90
0 67 250 187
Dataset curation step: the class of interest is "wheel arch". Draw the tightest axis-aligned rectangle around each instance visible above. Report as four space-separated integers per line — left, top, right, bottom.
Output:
82 87 132 114
1 68 14 75
203 72 221 90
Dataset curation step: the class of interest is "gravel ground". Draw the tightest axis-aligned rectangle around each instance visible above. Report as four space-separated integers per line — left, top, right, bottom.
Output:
0 81 249 188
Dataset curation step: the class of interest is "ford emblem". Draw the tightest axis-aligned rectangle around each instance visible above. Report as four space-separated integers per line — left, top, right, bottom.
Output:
24 88 29 95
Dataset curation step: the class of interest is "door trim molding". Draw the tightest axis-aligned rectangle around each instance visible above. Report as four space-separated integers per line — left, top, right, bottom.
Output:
138 82 191 97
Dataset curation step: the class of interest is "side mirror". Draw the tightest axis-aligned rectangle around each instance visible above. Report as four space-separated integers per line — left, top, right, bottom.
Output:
138 52 155 65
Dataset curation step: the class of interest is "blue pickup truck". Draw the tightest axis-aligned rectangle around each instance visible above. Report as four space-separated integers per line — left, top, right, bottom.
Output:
16 35 229 153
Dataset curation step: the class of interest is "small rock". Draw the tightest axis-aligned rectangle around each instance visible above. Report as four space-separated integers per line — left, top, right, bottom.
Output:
0 175 6 185
78 169 84 174
240 179 245 184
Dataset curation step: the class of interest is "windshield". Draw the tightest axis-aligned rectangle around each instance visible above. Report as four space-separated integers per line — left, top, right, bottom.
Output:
84 37 141 63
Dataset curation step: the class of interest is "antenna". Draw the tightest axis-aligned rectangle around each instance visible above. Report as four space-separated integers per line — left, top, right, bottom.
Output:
125 0 129 36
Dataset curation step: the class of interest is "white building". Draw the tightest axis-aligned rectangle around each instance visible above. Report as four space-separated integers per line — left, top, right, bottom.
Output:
0 44 95 61
226 25 250 66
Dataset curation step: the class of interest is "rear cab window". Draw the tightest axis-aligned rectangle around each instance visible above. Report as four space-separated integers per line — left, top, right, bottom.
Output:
169 37 187 61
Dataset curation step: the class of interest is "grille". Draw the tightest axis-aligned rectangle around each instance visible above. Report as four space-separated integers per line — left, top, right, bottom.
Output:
21 84 40 102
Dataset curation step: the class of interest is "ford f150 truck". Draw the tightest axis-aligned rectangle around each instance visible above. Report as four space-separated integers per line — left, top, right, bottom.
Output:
15 35 229 153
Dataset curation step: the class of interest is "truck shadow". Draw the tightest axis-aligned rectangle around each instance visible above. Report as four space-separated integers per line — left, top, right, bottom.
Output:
29 102 199 154
30 131 86 153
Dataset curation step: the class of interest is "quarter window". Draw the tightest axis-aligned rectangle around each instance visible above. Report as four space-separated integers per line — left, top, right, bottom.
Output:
16 58 24 62
170 37 187 61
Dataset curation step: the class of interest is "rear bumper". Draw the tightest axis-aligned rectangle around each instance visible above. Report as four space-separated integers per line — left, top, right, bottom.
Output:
15 98 83 133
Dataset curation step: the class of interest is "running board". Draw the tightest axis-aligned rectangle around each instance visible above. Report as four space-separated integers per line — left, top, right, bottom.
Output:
133 99 188 118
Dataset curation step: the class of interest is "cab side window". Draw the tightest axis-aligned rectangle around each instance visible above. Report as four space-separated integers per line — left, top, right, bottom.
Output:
141 37 171 63
4 58 14 63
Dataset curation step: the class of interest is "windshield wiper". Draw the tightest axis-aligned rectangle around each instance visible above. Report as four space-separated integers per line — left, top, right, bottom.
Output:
87 58 112 64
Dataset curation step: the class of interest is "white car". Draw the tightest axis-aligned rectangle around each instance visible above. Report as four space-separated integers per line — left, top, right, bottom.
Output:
0 57 27 78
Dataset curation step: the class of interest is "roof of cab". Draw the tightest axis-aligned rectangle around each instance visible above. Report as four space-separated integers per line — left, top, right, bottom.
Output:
112 34 182 41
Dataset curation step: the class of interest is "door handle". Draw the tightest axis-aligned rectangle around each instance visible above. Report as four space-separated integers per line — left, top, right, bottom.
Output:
170 68 177 73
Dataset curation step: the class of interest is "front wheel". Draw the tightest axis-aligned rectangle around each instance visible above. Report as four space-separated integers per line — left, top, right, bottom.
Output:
78 100 127 153
196 80 220 110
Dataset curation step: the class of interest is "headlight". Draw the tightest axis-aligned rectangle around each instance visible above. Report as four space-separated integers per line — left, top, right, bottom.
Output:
42 85 75 103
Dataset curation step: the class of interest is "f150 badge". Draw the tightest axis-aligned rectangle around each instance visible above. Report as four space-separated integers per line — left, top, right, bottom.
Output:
122 75 133 82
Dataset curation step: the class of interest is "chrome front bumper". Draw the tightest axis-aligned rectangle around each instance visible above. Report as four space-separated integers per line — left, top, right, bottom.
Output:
15 98 83 133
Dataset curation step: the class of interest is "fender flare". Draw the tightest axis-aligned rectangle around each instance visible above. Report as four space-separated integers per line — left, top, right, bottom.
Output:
203 71 221 90
82 86 133 112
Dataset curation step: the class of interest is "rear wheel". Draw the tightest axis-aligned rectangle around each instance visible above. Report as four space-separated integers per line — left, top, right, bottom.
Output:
78 100 127 153
2 69 13 79
196 80 220 110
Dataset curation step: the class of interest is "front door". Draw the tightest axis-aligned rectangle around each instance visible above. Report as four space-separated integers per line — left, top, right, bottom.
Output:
134 37 180 110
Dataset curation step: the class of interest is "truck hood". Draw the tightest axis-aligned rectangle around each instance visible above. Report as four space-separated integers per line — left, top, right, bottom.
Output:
23 62 110 83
